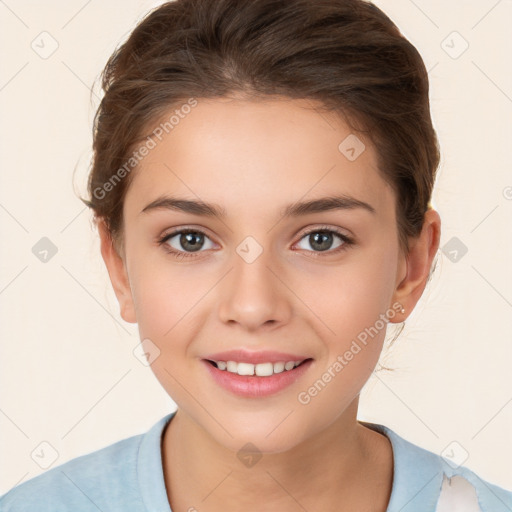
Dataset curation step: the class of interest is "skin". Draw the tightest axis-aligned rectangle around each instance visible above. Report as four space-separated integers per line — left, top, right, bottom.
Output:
98 96 440 511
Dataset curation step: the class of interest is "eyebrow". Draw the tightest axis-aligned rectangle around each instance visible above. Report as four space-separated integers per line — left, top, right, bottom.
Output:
140 194 376 218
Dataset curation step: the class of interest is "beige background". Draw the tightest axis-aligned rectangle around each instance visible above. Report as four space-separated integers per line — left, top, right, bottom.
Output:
1 0 511 495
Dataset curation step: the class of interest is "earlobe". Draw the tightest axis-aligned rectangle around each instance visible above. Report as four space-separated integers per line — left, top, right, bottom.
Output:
97 220 137 324
389 208 441 323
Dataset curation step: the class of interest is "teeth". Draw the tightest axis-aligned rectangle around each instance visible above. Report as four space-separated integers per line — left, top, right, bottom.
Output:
273 362 285 374
284 361 295 371
237 362 255 376
255 362 273 377
212 359 305 376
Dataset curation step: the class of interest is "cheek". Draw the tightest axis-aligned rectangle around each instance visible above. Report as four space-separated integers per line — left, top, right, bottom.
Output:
293 242 399 345
128 252 198 353
128 241 201 325
129 260 203 401
132 272 176 336
293 257 398 433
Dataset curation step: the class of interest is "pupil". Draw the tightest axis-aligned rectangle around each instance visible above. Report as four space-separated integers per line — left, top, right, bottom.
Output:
310 232 332 251
181 232 203 252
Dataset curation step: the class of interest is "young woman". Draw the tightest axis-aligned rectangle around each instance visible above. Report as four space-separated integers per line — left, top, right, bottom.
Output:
2 0 511 510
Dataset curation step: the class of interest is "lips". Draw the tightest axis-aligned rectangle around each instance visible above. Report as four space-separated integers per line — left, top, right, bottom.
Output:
202 349 313 397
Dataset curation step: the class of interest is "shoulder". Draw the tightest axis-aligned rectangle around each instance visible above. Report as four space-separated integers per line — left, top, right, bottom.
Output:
0 414 174 512
0 435 143 511
361 421 512 512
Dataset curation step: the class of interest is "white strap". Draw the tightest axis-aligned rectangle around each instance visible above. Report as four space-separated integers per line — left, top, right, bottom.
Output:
435 474 482 512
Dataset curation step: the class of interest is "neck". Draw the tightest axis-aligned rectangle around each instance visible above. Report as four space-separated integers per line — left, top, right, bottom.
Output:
161 399 393 512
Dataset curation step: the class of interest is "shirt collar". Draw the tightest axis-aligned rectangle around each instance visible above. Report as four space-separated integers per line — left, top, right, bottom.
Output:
138 413 447 512
137 411 176 512
359 421 445 512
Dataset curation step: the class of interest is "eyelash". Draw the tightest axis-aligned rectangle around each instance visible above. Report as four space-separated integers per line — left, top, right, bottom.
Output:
157 226 354 260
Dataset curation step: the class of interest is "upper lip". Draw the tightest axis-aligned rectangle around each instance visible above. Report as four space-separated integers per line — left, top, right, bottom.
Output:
203 349 311 364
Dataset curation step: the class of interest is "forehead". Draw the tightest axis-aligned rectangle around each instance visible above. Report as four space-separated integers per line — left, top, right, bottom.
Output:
124 97 394 220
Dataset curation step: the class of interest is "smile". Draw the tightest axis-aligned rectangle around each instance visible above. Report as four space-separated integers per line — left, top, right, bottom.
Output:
202 355 314 398
207 359 307 376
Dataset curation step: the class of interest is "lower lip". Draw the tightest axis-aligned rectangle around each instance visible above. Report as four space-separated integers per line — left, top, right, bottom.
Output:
202 359 313 398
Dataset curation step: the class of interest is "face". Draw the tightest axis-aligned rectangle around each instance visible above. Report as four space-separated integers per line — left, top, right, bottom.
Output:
103 97 420 454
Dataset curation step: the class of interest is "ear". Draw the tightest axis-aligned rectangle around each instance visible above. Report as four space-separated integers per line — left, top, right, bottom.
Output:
97 220 137 324
390 208 441 323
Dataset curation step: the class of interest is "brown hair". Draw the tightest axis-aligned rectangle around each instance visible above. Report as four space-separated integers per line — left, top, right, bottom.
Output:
81 0 440 255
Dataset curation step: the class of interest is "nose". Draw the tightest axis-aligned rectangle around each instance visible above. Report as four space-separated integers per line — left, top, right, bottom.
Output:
217 245 292 332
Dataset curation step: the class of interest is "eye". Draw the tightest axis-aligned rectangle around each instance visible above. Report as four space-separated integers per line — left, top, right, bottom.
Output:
157 226 354 260
158 229 215 257
294 227 353 255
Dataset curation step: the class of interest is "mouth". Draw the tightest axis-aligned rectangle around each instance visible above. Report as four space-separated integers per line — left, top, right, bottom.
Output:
201 353 314 398
205 358 312 377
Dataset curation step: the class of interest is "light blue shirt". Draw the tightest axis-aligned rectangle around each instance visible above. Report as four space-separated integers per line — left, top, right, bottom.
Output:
1 411 511 511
